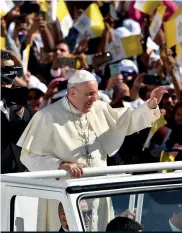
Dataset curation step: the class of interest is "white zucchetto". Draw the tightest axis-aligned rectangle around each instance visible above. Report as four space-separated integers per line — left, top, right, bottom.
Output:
68 70 97 84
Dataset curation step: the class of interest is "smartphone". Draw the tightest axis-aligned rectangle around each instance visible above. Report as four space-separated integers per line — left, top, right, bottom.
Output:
143 74 162 85
20 2 40 15
109 63 120 76
37 11 46 20
94 52 112 66
58 57 77 69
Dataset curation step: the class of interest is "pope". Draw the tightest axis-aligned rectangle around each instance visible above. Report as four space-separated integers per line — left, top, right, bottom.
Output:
18 69 167 175
17 69 167 231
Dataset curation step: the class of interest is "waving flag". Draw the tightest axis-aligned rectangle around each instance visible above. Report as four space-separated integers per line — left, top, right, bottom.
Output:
106 35 143 62
0 0 14 17
0 37 5 50
56 0 73 38
164 7 182 48
74 3 105 38
134 0 161 15
142 116 167 151
149 4 167 40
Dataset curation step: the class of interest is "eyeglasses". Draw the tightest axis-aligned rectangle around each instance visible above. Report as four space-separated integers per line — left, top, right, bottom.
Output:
163 93 177 100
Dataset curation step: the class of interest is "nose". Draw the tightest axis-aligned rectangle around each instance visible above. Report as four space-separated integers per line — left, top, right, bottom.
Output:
168 97 173 103
55 49 61 56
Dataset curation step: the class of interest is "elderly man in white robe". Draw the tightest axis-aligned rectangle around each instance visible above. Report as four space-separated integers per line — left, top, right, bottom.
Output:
17 70 167 231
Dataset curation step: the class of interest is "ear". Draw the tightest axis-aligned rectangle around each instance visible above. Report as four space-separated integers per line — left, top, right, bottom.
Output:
71 87 77 96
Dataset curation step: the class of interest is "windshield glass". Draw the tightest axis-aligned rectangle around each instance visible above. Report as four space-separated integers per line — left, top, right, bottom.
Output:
78 189 182 231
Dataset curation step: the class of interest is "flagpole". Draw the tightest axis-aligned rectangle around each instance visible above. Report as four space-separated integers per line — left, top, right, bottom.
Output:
51 0 57 22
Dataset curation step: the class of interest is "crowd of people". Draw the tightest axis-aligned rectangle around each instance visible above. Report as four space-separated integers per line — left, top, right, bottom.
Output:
1 1 182 232
1 0 182 174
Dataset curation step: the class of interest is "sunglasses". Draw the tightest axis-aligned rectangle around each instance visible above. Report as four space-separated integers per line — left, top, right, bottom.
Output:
163 93 177 100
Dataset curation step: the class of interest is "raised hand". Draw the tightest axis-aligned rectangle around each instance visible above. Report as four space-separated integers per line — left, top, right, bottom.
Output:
148 86 168 109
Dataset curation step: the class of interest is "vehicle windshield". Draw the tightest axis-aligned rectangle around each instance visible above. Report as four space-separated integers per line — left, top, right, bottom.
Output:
78 189 182 231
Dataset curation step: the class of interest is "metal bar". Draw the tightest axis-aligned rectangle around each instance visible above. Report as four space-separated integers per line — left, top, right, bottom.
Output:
135 194 144 224
128 194 136 219
4 162 182 179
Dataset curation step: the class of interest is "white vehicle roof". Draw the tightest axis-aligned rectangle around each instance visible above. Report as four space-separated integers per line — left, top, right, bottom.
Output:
2 162 182 191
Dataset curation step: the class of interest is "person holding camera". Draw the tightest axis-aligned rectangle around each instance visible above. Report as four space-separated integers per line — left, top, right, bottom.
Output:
1 50 34 174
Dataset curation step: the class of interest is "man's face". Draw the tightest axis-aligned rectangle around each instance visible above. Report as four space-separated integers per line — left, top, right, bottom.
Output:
70 81 98 113
175 107 182 125
1 59 14 88
54 43 70 58
59 206 69 231
28 90 44 112
171 212 182 230
161 91 177 111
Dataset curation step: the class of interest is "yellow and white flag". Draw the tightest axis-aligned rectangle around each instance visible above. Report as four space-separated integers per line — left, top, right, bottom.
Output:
37 0 49 21
38 0 49 13
160 151 174 173
0 0 14 17
0 37 6 50
134 0 161 15
56 0 73 38
74 3 105 38
149 4 167 40
22 45 31 73
106 35 143 62
164 7 182 48
142 116 167 151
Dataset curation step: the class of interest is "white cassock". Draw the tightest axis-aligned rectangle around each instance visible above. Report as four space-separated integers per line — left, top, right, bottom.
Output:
17 96 160 231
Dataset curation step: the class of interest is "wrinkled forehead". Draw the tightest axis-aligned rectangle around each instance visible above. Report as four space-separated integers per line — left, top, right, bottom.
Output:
79 80 98 91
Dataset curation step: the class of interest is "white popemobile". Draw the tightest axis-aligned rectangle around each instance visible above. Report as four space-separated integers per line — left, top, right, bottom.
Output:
1 162 182 232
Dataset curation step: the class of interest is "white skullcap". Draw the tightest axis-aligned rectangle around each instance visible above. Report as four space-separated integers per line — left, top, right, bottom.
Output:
28 82 48 94
120 59 138 74
68 70 96 84
114 27 131 39
28 75 41 86
122 19 141 35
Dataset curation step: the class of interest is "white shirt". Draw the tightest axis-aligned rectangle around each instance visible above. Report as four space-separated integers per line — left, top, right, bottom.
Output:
169 219 181 232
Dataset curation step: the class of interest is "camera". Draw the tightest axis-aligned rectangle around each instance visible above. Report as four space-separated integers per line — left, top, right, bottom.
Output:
1 66 23 84
1 86 28 110
1 66 28 109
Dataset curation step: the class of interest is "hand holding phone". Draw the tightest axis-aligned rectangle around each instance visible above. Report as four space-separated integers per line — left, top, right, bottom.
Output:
58 57 77 69
37 11 46 20
93 52 112 67
109 63 120 76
